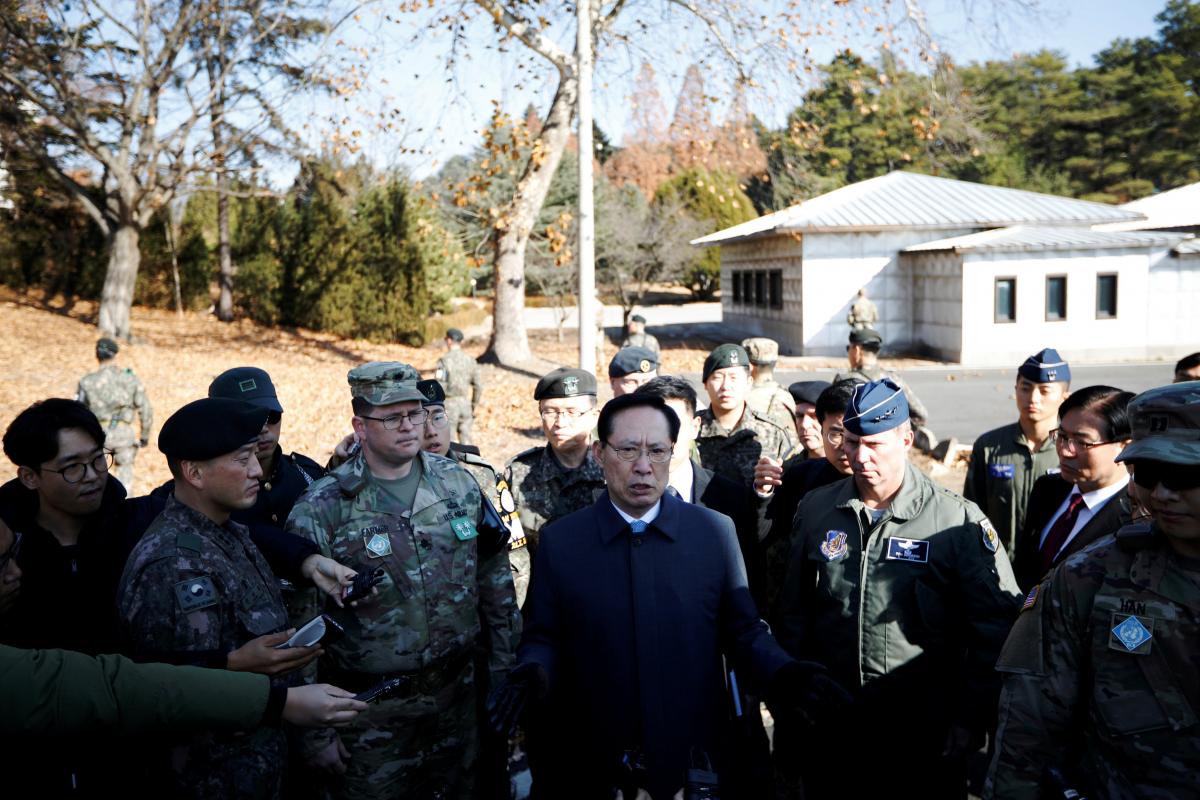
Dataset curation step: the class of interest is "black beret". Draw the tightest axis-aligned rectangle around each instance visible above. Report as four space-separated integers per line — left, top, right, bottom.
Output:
789 380 832 406
848 327 883 346
630 314 646 323
534 367 597 400
96 338 119 359
159 398 268 461
417 379 446 405
209 367 282 413
703 344 750 382
609 347 659 378
445 328 464 342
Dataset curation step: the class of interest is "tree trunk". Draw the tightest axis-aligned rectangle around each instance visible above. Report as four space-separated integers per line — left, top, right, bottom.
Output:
209 55 235 322
486 71 578 366
98 223 140 339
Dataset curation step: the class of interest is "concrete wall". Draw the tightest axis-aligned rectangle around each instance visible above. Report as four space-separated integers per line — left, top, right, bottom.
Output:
1147 252 1200 354
958 247 1166 365
906 251 964 360
720 236 804 352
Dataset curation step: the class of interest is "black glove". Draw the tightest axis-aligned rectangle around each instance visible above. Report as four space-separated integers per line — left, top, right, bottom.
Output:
486 662 547 738
767 660 854 726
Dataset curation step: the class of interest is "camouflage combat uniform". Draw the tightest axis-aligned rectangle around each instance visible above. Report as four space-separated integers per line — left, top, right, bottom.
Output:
286 450 519 800
963 422 1059 560
117 495 291 799
835 363 929 427
846 295 878 329
504 445 606 606
436 349 484 445
695 406 796 489
621 331 660 357
746 377 797 435
986 523 1200 799
77 364 152 489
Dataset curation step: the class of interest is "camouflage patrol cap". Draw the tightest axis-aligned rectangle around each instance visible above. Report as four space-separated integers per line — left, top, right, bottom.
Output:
1115 381 1200 465
608 346 659 378
96 337 119 360
848 327 883 346
208 366 283 413
347 361 425 406
159 398 267 461
703 344 750 382
741 337 780 365
534 367 596 400
417 379 446 406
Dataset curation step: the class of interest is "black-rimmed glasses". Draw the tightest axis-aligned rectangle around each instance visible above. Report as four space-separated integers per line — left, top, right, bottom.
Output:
41 451 113 484
358 409 429 430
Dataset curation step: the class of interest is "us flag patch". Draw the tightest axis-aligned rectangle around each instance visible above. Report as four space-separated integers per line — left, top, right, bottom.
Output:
1021 585 1039 612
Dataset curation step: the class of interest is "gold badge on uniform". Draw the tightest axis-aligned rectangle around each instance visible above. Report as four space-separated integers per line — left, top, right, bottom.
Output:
981 519 999 553
639 359 651 373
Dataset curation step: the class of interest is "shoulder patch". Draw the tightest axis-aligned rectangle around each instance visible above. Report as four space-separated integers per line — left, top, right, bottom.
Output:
176 531 203 553
981 518 999 552
175 577 219 612
1021 584 1039 612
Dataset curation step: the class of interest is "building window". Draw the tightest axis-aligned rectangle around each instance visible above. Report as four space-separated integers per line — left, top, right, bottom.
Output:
754 271 767 307
1096 273 1117 318
741 272 752 305
732 271 742 303
994 277 1016 323
769 270 783 309
1045 275 1067 321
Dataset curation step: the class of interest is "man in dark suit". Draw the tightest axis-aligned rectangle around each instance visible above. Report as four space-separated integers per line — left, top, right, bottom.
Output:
488 393 849 800
1014 385 1135 591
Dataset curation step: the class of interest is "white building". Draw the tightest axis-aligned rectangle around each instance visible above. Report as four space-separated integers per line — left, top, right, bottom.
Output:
693 171 1198 365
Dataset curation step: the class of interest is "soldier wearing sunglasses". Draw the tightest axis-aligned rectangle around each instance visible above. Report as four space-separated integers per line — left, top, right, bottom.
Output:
987 381 1200 799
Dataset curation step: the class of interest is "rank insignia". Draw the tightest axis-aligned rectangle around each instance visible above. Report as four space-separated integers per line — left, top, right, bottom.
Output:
819 530 849 561
981 519 999 553
365 532 393 558
1110 614 1153 654
886 537 930 563
1021 585 1039 612
238 378 257 392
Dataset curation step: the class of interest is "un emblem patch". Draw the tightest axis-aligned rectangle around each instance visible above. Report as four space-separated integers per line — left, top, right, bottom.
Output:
1110 614 1153 654
819 530 849 561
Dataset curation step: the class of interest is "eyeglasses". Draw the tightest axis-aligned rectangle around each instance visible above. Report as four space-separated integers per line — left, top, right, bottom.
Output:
358 409 429 430
0 531 21 572
426 410 449 429
539 408 589 423
265 411 283 425
603 442 673 464
41 451 113 484
1050 428 1115 452
824 428 845 446
1131 461 1200 492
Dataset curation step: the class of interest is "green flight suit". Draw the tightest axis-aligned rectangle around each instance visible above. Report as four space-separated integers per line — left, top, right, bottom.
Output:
963 422 1059 560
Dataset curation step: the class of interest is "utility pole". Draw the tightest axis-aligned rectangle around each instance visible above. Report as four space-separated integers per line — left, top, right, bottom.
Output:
576 0 597 375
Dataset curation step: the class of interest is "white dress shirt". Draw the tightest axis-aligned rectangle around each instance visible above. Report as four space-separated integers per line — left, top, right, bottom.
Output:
1038 475 1129 558
667 460 695 503
611 498 663 528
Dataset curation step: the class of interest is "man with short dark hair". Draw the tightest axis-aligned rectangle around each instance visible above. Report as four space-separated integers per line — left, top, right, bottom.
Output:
436 328 484 445
965 348 1071 559
608 346 659 397
1174 351 1200 383
489 393 848 799
787 380 832 460
76 337 152 490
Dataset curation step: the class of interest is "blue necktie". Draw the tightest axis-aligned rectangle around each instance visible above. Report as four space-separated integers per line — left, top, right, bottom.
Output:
630 520 648 535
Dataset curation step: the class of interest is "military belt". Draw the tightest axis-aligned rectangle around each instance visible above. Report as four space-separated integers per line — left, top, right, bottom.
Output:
323 648 472 696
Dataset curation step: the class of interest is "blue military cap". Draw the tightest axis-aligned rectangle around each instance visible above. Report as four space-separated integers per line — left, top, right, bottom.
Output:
843 378 909 435
1018 348 1071 384
209 366 283 413
609 346 659 378
159 398 268 461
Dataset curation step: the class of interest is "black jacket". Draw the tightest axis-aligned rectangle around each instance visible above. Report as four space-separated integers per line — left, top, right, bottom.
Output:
689 460 771 612
1014 473 1132 591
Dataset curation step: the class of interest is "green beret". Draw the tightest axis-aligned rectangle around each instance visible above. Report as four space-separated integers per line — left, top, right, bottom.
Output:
417 379 446 405
209 367 283 413
534 367 596 400
703 344 750 382
96 338 119 360
849 328 883 346
347 361 424 406
159 398 267 461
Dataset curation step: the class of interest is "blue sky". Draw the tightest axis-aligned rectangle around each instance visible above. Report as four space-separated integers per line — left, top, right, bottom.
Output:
288 0 1167 183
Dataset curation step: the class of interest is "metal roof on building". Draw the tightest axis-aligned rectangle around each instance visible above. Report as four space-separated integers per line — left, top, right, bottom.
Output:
902 225 1188 254
1095 181 1200 232
1174 238 1200 256
692 171 1143 246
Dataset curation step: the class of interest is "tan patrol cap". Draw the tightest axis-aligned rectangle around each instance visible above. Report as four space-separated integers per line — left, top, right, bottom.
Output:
741 337 779 365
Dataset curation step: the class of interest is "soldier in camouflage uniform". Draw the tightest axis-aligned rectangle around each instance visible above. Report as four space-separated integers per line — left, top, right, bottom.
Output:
846 287 878 330
436 328 484 446
76 337 152 490
505 367 607 607
119 398 321 799
620 313 660 357
696 344 797 489
964 349 1070 560
286 362 518 800
986 381 1200 799
742 337 797 435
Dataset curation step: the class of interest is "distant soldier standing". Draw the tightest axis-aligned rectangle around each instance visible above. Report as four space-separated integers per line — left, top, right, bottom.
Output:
436 328 484 445
986 381 1200 799
742 337 797 434
846 287 878 330
620 313 660 357
76 337 152 490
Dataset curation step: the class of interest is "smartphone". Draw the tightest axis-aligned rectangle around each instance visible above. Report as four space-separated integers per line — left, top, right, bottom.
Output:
353 676 408 703
342 567 385 605
275 614 345 649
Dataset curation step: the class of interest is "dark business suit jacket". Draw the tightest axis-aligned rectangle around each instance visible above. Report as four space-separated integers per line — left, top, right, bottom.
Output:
1014 473 1132 591
518 490 793 800
690 460 771 612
